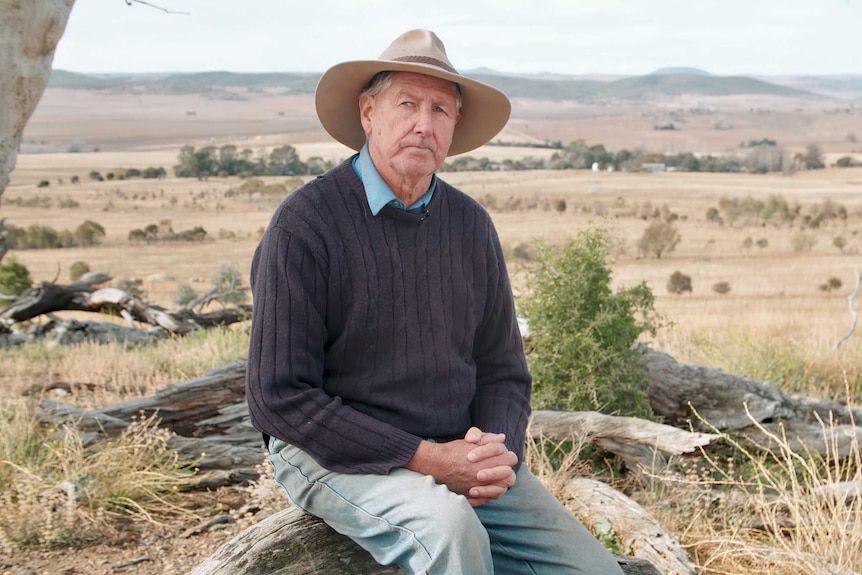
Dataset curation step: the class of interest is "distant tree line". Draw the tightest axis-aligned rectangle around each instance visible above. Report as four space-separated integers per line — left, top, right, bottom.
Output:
173 144 333 179
159 139 839 180
3 220 105 250
441 139 830 175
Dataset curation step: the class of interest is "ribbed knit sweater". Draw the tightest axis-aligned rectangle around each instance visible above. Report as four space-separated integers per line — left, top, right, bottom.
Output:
246 159 532 475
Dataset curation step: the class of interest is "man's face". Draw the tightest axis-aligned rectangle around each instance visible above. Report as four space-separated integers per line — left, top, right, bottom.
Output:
359 72 461 186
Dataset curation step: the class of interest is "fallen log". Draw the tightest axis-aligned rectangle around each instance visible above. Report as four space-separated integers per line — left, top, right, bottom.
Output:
566 478 697 575
642 347 862 430
0 279 251 335
36 350 859 476
529 410 717 477
186 505 663 575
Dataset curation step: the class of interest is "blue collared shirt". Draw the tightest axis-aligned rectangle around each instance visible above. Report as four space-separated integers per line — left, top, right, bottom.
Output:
352 144 435 215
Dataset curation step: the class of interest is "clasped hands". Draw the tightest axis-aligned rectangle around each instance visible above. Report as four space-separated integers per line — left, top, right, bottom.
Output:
405 426 518 507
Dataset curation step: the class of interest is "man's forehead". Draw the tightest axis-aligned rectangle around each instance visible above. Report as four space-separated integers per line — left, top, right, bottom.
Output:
386 72 460 96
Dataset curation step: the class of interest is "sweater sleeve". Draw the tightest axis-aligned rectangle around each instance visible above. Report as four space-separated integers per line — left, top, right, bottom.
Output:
245 221 421 475
468 220 533 468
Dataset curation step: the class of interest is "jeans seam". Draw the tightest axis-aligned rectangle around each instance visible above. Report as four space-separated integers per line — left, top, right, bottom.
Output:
283 455 433 566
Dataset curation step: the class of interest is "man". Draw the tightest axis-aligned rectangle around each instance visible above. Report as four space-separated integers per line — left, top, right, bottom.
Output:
246 29 624 575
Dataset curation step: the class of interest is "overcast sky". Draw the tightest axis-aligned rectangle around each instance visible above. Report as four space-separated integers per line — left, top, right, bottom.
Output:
52 0 860 77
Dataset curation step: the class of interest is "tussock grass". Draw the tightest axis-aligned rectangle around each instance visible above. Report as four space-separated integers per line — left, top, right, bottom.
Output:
660 325 862 399
0 326 250 549
0 410 195 550
640 405 861 575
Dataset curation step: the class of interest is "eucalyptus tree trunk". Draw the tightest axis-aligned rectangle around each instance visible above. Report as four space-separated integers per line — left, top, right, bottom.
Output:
0 0 75 262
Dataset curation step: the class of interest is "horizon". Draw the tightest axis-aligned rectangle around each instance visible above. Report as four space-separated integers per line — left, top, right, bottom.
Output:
49 67 862 81
52 0 861 78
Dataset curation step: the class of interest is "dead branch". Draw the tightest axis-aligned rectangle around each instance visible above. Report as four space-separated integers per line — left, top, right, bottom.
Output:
0 218 8 264
529 410 716 477
123 0 190 14
0 279 251 335
835 270 861 350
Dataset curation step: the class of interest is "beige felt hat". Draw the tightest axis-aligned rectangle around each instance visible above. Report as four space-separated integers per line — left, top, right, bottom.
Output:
315 29 511 157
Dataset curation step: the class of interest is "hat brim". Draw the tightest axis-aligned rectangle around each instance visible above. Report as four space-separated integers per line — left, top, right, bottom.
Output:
315 60 511 157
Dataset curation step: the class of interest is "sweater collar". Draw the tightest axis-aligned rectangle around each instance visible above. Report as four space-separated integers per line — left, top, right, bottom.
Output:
353 143 436 216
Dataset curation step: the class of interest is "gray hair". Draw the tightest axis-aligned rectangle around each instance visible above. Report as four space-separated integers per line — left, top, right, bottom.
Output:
360 71 462 111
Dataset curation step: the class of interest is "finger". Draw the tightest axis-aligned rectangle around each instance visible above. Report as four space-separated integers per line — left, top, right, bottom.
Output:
463 427 483 443
466 441 509 462
477 432 506 446
477 465 517 486
469 483 508 500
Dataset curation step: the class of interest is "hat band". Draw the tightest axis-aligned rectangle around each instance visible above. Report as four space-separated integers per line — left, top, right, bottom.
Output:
392 55 458 75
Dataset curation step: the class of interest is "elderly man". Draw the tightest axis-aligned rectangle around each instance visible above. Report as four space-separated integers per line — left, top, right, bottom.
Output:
246 29 624 575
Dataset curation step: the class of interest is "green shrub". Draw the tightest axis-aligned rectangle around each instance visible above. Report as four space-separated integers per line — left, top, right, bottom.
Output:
69 261 91 282
211 264 247 305
173 285 197 307
0 259 33 298
116 278 145 300
519 227 662 417
4 224 63 250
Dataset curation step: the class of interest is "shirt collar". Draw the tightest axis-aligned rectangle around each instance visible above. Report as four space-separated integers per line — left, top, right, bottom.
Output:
352 143 436 216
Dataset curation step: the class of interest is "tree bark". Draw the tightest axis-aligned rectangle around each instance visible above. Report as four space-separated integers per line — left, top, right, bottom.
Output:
566 478 697 575
185 506 662 575
0 0 76 261
0 279 252 335
642 347 862 430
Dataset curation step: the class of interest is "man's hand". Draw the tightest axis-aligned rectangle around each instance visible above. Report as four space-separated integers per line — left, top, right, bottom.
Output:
462 427 517 506
405 427 517 507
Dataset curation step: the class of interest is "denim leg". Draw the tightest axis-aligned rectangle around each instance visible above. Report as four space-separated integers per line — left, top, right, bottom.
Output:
268 439 493 575
474 467 625 575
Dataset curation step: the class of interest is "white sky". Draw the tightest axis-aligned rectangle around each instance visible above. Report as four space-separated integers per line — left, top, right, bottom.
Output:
52 0 861 77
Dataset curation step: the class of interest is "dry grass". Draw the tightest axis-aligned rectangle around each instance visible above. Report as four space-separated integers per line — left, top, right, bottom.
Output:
639 405 862 575
0 328 250 549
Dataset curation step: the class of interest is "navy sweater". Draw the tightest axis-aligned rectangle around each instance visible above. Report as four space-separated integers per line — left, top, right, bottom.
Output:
246 159 532 474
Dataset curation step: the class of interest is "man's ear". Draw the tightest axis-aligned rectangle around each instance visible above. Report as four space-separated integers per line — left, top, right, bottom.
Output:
359 94 374 136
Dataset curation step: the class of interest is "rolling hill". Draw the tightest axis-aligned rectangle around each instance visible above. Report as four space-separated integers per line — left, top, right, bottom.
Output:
47 68 823 102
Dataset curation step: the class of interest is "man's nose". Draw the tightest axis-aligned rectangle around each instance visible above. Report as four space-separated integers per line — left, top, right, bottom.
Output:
413 106 434 134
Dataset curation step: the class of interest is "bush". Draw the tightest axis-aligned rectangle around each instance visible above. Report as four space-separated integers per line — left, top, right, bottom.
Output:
819 277 843 292
637 221 681 259
667 271 692 294
116 278 145 300
36 180 50 188
4 224 62 250
73 220 106 246
791 232 817 253
69 261 91 282
0 259 32 298
712 281 731 295
173 285 197 307
519 227 662 417
211 264 247 305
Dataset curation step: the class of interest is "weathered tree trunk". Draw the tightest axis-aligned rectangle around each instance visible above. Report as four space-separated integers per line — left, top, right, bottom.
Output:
186 506 663 575
643 347 862 430
0 0 76 262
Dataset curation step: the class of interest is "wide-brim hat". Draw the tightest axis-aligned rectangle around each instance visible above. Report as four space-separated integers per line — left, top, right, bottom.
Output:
315 29 511 157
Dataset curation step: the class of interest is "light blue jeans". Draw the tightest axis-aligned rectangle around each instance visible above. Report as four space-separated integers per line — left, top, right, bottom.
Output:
269 439 624 575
